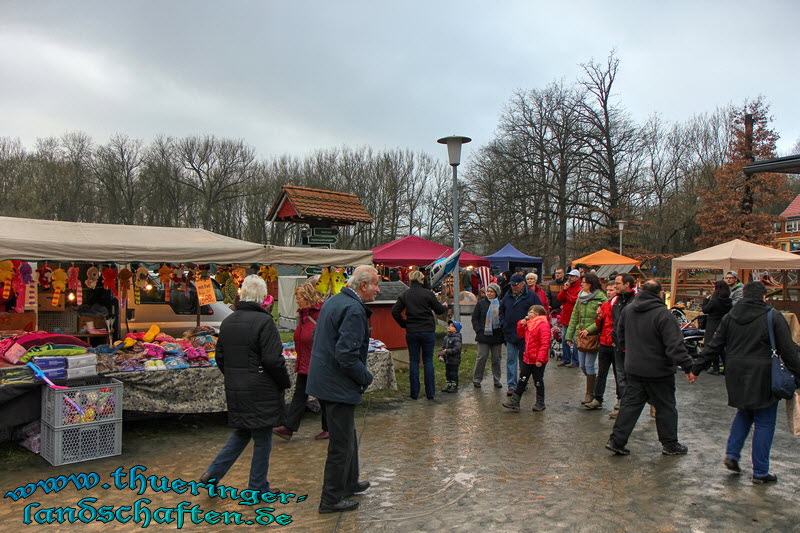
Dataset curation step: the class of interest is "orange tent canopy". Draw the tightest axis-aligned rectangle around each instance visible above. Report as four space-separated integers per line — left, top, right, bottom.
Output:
572 249 641 267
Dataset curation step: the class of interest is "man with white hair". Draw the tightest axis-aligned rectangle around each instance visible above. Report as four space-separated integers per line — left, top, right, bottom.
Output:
307 265 378 514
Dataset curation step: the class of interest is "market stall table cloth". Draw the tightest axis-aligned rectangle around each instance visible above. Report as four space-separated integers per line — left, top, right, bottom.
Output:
105 350 397 413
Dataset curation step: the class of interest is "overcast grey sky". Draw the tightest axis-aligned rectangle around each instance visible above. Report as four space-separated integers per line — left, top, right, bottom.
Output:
2 1 798 162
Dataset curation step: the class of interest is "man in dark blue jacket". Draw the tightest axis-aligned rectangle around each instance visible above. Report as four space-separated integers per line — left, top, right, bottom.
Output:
500 273 542 395
308 265 378 514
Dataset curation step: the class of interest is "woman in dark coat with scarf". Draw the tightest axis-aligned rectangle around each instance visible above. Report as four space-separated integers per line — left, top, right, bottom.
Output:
702 280 732 374
201 275 290 492
471 283 505 388
273 281 329 441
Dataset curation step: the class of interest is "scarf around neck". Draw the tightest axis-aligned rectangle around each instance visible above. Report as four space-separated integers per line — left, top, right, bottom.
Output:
485 297 500 335
577 289 599 304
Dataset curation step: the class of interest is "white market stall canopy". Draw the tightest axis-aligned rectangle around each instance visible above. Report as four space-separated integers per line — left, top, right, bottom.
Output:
670 239 800 297
0 216 373 266
671 239 800 272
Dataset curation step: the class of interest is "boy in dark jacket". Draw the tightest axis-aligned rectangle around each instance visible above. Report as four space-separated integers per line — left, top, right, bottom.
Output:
439 321 463 393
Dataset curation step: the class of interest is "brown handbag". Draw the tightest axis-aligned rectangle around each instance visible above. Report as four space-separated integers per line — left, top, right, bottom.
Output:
576 331 600 353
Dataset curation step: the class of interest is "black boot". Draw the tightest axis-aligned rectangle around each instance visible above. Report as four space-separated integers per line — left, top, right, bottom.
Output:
532 388 546 411
502 393 521 411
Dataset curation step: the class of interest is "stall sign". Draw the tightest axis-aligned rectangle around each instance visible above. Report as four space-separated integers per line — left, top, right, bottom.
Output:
196 279 216 306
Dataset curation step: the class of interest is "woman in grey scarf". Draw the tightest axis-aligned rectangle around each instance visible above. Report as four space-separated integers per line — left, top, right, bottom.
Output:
471 283 505 388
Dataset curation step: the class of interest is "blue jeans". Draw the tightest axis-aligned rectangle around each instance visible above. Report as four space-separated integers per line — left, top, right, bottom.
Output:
562 326 576 364
407 331 436 399
578 350 597 375
725 403 779 477
205 427 274 492
506 342 522 389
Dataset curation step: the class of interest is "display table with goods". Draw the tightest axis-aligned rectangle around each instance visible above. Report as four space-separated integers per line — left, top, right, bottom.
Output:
107 338 397 413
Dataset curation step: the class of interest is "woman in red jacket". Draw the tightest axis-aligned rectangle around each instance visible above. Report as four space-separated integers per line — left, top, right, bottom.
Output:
584 283 619 411
502 305 550 411
273 282 329 440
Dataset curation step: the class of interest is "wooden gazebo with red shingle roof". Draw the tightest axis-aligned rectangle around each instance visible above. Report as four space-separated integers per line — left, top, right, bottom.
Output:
267 185 374 226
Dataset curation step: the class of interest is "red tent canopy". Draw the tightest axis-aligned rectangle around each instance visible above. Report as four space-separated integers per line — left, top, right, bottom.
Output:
372 235 490 268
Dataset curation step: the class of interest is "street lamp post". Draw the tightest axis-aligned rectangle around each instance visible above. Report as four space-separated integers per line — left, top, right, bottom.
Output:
617 220 627 256
437 135 471 320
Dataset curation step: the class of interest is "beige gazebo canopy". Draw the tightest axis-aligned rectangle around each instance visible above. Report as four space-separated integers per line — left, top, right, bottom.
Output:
669 239 800 296
0 216 373 265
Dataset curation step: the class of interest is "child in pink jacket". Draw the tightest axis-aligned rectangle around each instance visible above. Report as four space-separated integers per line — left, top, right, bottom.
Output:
503 305 550 411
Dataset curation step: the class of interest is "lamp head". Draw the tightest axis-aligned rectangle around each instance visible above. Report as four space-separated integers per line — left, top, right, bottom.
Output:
437 135 472 166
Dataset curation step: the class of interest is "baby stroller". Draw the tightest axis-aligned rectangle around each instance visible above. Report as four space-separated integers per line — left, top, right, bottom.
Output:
671 307 706 359
549 309 563 360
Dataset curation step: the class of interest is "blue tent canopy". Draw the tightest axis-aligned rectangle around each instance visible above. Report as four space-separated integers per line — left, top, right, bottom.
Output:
485 243 543 275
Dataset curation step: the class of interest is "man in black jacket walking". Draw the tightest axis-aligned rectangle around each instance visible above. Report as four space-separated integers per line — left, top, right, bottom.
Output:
692 281 800 483
606 279 695 456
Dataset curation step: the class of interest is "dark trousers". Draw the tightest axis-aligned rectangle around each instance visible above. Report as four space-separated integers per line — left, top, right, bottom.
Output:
445 363 459 383
205 427 273 492
613 348 628 399
319 400 359 505
284 373 328 433
407 331 436 399
594 344 619 402
610 374 679 448
516 360 545 399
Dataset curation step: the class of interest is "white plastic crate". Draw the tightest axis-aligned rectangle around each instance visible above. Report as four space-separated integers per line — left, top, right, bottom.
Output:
40 420 121 466
41 377 123 429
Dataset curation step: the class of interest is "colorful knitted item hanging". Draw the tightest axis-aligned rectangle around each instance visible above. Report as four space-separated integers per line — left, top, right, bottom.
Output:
0 260 13 299
20 262 36 309
316 267 331 296
118 268 133 308
37 264 54 290
85 266 99 289
215 267 230 286
330 268 347 295
171 266 185 290
158 264 172 301
223 276 238 304
66 266 82 305
51 268 67 306
102 267 118 297
135 266 150 289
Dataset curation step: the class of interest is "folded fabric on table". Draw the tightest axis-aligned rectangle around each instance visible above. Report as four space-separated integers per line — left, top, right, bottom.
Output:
1 332 90 363
16 344 89 363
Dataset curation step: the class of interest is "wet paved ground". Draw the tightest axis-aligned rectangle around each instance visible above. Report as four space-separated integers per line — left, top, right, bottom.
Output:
2 359 800 532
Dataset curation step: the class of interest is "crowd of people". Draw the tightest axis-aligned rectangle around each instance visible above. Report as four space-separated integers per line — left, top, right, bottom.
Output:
200 262 800 515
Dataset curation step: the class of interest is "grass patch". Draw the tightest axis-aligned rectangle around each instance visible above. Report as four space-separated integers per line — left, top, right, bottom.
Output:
365 333 479 406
